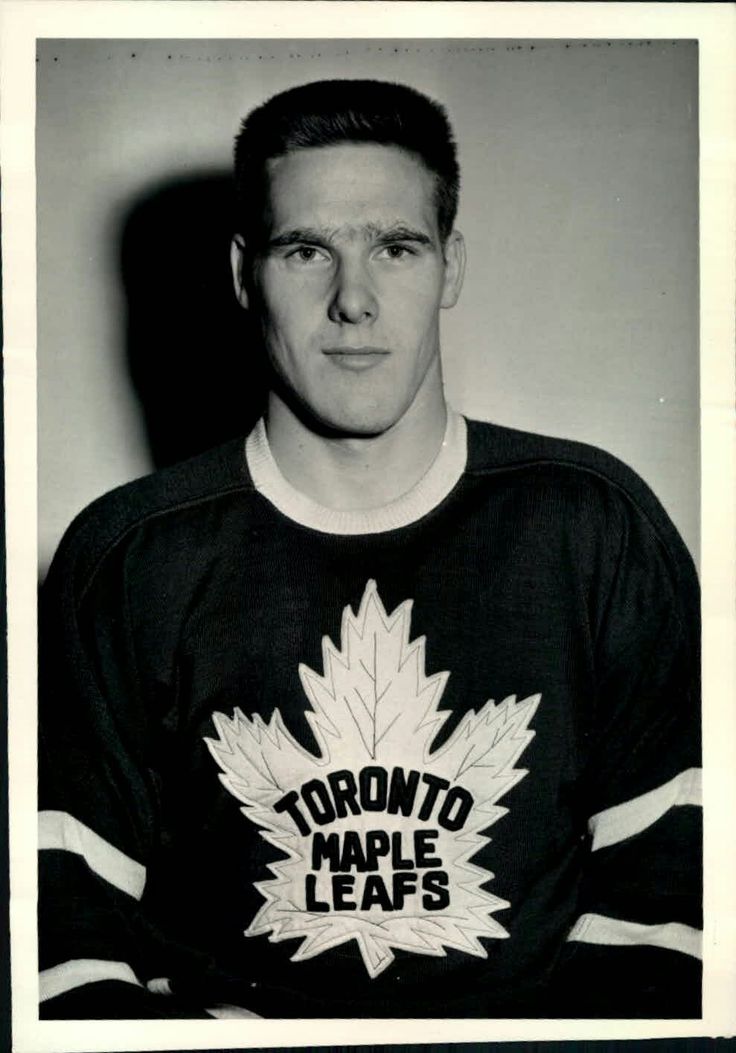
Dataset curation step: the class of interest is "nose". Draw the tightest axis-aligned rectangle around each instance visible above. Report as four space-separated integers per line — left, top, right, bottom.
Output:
327 259 378 324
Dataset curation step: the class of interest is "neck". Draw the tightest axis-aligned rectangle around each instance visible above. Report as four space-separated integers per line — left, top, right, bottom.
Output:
265 384 448 512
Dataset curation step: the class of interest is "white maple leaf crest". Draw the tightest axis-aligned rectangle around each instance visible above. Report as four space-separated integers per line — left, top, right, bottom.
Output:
205 580 540 979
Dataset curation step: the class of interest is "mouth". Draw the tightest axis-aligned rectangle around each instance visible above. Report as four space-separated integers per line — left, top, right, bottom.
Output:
322 347 390 371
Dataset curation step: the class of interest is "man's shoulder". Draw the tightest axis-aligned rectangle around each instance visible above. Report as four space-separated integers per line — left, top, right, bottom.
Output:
50 437 252 590
466 416 647 490
463 416 692 570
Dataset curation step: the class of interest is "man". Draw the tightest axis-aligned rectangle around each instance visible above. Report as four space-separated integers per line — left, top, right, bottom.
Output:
38 79 701 1019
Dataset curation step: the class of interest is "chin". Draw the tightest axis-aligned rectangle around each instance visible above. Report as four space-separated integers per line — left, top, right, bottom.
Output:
291 390 410 439
319 396 415 437
270 370 404 438
314 411 399 440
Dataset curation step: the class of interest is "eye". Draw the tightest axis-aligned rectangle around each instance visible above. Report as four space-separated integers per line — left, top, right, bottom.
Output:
286 245 328 264
377 243 416 261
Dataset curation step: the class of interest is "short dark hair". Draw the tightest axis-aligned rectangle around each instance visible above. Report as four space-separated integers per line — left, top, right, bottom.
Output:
234 78 460 245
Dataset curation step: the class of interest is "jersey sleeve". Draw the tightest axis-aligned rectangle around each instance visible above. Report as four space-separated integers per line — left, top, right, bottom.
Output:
37 517 212 1019
550 482 702 1018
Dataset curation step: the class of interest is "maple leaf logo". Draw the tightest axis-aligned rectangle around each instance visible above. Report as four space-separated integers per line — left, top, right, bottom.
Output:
205 580 540 979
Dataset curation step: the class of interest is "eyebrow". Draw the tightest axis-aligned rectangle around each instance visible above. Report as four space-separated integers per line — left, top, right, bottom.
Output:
374 225 433 247
266 224 434 250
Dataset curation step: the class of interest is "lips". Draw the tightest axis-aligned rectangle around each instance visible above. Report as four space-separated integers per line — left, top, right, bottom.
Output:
322 347 390 371
322 347 389 356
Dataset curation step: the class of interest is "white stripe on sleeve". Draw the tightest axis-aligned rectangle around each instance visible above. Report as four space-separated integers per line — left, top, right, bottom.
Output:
39 810 146 900
206 1004 263 1019
588 768 702 851
40 959 143 1002
567 912 702 960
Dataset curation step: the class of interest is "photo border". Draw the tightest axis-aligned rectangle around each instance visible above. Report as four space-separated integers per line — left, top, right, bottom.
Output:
2 3 734 1050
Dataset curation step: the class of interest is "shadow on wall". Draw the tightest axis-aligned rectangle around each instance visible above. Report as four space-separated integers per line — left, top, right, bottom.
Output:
119 172 270 470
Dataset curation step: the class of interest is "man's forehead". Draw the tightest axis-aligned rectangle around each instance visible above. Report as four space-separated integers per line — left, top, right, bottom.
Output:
262 144 440 235
265 143 436 198
266 140 428 172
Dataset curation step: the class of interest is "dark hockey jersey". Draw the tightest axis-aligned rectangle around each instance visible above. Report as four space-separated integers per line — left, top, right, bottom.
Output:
38 414 702 1019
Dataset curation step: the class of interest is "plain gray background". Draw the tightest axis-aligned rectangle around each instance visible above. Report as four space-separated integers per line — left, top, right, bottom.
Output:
36 38 699 572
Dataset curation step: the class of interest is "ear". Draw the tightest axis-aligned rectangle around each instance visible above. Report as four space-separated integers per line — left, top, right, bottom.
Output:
440 230 466 310
230 234 250 310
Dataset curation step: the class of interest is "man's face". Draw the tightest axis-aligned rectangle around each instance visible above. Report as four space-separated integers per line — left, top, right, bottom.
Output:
232 143 465 436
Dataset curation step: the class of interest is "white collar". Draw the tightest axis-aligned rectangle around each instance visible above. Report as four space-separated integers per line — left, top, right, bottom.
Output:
245 409 467 536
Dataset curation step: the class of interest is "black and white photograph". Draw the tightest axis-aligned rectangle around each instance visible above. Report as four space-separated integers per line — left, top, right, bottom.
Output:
3 3 735 1050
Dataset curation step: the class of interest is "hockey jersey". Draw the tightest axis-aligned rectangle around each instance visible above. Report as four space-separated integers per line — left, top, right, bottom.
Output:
38 413 702 1019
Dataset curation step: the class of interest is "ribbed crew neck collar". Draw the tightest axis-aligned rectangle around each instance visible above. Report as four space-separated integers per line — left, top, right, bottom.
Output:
245 409 467 536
